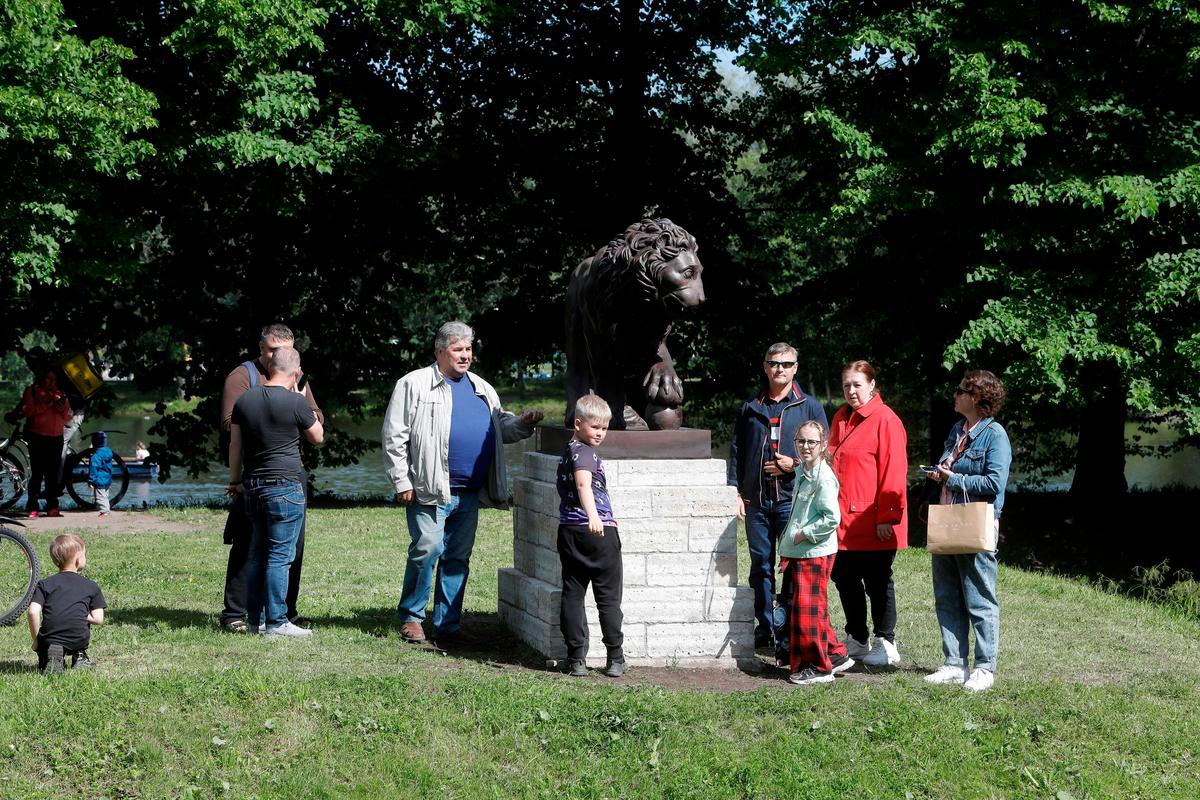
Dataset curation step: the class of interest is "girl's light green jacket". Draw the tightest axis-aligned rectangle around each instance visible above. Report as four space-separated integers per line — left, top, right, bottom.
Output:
778 459 841 559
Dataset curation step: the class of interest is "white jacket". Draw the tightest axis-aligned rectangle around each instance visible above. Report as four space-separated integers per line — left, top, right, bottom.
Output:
382 364 536 507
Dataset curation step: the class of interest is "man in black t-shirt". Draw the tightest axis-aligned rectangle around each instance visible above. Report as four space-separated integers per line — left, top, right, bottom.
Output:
28 533 106 673
229 346 324 638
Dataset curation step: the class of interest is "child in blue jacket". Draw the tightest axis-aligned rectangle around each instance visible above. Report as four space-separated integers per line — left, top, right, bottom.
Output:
88 431 114 517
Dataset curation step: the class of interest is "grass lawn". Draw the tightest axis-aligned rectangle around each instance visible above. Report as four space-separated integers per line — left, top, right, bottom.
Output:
2 507 1198 799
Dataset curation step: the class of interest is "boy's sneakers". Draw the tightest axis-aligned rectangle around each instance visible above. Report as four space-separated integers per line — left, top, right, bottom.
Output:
830 654 855 675
71 651 95 669
925 664 969 685
844 635 870 658
27 510 39 519
863 637 901 667
264 621 312 638
46 509 62 518
604 660 627 678
964 668 995 692
98 512 110 518
788 668 834 686
568 660 588 677
43 644 65 674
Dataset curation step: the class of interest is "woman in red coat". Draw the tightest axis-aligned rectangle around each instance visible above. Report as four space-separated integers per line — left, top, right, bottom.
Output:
828 360 908 667
20 370 73 518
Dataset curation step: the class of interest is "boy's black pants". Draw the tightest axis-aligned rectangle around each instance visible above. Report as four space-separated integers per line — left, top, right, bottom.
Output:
36 639 87 669
557 524 624 663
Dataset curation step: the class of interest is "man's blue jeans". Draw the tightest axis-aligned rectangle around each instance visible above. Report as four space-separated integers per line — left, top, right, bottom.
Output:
398 490 480 635
244 480 307 629
931 549 999 673
744 497 791 643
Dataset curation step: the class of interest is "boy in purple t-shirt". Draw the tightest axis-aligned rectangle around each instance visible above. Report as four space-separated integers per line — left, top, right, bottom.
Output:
556 393 625 678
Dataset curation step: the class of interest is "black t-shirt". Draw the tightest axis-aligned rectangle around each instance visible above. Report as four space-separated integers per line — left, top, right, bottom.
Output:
32 571 106 650
231 386 317 482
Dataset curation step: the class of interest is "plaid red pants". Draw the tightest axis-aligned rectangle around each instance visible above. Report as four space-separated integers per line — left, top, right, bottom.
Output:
782 554 846 673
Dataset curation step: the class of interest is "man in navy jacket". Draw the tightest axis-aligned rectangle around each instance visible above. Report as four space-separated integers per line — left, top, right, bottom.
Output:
729 343 829 648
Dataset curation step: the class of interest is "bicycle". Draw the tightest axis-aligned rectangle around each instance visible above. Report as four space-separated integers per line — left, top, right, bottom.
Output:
0 419 30 511
0 418 130 511
0 511 40 625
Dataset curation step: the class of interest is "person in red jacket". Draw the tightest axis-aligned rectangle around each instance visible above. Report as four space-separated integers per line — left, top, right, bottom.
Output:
828 360 908 668
20 370 73 518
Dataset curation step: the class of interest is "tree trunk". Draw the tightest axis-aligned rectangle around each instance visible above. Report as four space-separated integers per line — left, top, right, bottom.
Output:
615 0 647 219
1070 360 1128 501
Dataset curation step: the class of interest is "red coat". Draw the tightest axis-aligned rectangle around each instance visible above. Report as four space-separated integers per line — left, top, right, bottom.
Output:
828 394 908 551
21 383 72 437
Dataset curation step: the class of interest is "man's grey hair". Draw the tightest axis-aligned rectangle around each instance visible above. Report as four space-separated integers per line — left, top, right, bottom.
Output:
764 342 797 362
573 393 613 424
260 323 294 342
268 345 301 376
435 321 475 352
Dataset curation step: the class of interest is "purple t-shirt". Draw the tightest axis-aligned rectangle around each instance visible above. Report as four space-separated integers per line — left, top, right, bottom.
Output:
556 440 615 526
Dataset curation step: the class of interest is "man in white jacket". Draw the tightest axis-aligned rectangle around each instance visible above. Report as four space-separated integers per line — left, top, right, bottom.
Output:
383 321 543 644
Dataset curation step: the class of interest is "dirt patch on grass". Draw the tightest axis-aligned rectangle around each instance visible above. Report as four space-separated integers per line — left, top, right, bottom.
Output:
418 618 899 693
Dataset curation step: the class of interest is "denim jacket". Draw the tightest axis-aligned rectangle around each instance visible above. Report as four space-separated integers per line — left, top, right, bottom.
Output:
938 417 1012 517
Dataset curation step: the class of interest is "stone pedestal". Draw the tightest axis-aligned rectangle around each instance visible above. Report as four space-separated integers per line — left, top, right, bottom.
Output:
498 430 755 668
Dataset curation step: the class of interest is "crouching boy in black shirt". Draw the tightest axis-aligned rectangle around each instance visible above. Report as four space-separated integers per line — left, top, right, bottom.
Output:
28 533 106 673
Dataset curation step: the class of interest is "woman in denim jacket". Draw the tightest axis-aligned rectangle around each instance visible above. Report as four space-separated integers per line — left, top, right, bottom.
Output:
924 370 1012 692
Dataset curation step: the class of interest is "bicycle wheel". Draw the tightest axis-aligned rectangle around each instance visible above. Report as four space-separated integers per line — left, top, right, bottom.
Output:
0 526 40 626
0 456 25 511
65 449 130 509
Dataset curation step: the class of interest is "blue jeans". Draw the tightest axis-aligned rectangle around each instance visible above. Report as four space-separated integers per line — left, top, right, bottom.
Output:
931 549 999 672
244 480 306 628
744 497 791 641
398 490 480 635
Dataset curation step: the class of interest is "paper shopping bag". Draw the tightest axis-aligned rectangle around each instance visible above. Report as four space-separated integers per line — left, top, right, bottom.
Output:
926 501 996 554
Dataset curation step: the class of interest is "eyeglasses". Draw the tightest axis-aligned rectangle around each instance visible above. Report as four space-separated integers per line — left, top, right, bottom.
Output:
796 438 822 448
766 361 796 369
954 386 972 395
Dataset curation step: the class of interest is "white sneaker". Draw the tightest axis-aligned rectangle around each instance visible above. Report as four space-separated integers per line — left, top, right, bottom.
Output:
264 621 312 638
863 637 900 667
924 664 968 685
844 636 870 658
964 668 994 692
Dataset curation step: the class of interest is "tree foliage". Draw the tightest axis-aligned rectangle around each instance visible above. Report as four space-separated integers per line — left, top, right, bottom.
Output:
0 0 156 289
742 0 1200 492
3 0 754 480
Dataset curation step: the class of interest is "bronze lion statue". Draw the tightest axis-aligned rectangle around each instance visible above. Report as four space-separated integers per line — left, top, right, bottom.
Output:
564 218 706 430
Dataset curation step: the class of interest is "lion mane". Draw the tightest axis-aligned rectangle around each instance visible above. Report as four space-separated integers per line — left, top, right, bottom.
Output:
564 218 701 429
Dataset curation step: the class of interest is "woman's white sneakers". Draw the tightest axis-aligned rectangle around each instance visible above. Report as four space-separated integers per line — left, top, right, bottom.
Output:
925 664 994 691
924 664 969 685
964 668 994 692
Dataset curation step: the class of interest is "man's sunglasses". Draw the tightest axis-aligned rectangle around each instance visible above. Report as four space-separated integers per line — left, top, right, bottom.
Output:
766 360 796 369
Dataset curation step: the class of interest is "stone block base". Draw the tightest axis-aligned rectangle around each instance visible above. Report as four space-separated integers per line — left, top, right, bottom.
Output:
498 450 755 668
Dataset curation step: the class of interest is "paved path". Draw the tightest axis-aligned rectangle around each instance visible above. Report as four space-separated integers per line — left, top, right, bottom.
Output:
11 508 196 534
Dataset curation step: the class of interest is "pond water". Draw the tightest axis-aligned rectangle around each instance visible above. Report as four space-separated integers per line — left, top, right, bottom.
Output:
61 413 1199 509
63 413 538 508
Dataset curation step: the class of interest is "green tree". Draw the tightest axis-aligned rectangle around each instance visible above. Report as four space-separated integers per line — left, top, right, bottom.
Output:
6 0 757 480
0 0 156 290
742 0 1200 497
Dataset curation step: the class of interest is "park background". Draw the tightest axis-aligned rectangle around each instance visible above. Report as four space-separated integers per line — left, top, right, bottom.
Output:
2 1 1200 797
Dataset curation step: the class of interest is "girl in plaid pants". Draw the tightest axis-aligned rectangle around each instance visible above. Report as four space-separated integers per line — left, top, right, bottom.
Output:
779 420 853 685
